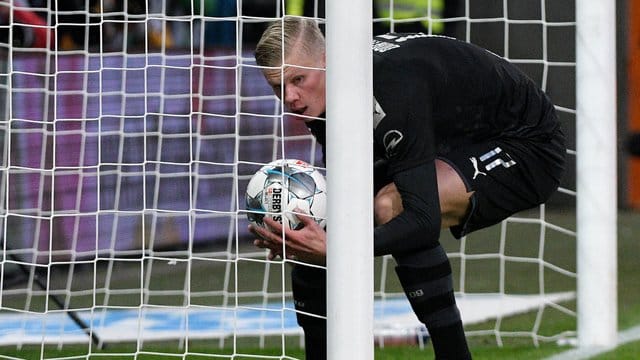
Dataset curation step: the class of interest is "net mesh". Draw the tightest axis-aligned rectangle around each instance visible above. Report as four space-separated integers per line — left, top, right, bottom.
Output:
0 0 577 357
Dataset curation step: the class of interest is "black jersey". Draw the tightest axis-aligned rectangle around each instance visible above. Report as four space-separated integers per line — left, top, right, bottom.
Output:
372 33 559 174
306 34 564 256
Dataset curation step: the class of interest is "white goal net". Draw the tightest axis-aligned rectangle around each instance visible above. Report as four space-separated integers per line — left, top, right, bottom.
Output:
0 0 581 358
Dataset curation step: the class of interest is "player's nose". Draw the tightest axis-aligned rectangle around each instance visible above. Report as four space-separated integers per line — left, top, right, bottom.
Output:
284 86 301 107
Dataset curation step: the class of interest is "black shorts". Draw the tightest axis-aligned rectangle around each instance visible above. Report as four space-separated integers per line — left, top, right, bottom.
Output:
442 128 566 238
374 127 566 239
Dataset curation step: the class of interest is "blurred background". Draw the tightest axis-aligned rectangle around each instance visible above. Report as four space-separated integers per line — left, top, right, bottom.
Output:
0 2 634 356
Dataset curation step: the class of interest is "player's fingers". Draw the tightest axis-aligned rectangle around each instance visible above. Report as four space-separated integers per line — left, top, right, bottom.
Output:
248 224 262 237
249 224 285 258
253 237 284 257
268 249 282 260
253 238 270 249
249 224 279 242
294 208 317 227
286 254 297 261
255 240 280 259
262 216 283 232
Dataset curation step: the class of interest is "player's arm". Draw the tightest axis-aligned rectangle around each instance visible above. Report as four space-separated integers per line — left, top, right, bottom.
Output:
250 213 327 265
372 72 440 256
373 161 442 256
250 161 441 263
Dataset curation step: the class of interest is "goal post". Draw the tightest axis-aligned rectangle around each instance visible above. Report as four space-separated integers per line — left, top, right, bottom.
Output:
0 0 622 358
576 0 618 348
325 1 374 359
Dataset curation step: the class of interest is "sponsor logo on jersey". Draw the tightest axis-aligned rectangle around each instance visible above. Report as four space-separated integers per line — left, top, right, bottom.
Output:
373 33 458 53
383 130 403 157
373 39 400 53
377 33 429 42
373 97 386 129
378 34 398 40
392 33 429 42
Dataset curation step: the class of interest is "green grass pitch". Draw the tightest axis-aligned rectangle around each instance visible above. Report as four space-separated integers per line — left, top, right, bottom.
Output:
1 209 639 359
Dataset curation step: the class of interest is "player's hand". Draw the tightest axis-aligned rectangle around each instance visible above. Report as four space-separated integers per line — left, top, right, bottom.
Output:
250 224 284 261
249 210 327 265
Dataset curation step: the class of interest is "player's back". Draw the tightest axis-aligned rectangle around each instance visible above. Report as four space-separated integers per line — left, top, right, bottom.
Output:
372 33 558 144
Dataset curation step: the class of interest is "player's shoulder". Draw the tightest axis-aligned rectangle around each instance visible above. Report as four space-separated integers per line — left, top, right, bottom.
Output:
373 33 464 53
373 32 503 63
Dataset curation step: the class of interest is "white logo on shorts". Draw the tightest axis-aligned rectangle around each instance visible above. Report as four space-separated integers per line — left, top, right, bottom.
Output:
470 157 487 179
470 147 517 180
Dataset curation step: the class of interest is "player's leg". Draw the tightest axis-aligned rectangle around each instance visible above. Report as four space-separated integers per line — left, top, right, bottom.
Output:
291 264 327 360
374 160 472 359
375 130 566 239
443 133 566 239
375 159 483 359
394 246 472 359
289 158 395 360
374 159 472 227
377 130 565 359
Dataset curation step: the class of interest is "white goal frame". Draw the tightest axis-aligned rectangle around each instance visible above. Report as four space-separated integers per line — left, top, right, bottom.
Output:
327 0 619 355
0 0 619 357
325 0 374 359
575 0 617 349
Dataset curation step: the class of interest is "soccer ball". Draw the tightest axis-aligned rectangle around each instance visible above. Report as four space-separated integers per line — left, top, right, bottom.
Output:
245 159 327 230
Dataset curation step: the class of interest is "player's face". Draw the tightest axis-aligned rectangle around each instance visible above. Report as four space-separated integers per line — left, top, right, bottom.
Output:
263 48 326 120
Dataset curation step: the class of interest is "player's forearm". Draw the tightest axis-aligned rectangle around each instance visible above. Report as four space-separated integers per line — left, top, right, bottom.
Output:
373 163 442 256
374 208 441 256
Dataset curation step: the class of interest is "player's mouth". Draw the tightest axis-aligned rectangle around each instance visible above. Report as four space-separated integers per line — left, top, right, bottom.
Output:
292 107 307 115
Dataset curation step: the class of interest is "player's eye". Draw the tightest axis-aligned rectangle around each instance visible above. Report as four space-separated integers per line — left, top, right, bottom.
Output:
292 75 303 85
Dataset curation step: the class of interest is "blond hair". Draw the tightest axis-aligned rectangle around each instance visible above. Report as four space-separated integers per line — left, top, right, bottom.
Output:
255 17 325 67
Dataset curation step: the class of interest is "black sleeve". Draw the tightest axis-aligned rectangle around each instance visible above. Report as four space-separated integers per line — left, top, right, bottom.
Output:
373 161 441 256
306 119 326 165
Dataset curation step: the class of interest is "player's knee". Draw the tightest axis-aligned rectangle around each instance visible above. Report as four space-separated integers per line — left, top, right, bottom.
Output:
374 183 403 225
435 160 473 228
374 195 394 225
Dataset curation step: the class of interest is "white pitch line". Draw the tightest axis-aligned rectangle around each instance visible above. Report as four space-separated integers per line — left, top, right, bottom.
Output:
0 293 575 345
544 324 640 360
